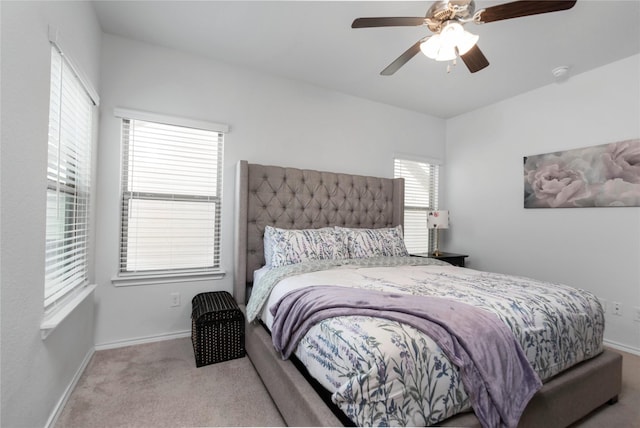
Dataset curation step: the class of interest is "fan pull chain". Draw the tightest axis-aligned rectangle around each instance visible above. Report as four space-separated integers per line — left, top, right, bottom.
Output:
447 47 461 73
447 58 457 73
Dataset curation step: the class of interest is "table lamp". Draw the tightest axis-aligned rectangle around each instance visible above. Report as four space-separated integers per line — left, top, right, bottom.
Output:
427 210 449 257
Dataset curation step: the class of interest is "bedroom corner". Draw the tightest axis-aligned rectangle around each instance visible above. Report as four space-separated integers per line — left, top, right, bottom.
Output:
0 2 102 427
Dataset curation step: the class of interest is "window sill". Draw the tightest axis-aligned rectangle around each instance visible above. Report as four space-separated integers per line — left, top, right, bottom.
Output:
111 270 226 287
41 283 97 340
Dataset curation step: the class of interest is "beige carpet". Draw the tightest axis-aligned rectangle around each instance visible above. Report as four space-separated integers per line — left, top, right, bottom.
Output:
56 338 639 427
56 337 285 427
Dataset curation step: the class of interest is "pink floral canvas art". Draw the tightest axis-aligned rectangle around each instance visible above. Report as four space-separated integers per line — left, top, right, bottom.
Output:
524 139 640 208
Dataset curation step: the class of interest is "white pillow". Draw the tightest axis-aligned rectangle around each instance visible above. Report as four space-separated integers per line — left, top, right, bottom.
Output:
337 225 409 259
263 226 348 268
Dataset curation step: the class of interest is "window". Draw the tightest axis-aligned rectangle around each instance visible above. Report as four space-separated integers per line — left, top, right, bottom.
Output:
116 110 227 280
45 44 98 312
394 157 440 254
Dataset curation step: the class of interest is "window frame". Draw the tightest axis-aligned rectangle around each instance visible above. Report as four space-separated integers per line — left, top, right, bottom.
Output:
112 109 228 286
42 28 100 338
393 155 441 254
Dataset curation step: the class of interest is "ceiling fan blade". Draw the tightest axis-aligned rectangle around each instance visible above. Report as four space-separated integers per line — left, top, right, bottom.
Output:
380 40 424 76
352 17 426 28
478 0 577 23
460 45 490 73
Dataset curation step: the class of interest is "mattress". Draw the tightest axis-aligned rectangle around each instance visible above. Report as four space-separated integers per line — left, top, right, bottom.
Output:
247 256 604 427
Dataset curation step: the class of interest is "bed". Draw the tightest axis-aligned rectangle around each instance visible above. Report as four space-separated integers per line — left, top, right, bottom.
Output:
233 160 622 427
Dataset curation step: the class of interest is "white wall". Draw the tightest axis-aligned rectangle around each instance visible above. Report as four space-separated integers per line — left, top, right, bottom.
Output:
2 2 636 423
1 4 636 424
0 1 102 426
445 54 640 353
94 34 446 347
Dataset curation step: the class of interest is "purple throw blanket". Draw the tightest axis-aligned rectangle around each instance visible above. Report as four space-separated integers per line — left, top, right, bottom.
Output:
270 286 542 428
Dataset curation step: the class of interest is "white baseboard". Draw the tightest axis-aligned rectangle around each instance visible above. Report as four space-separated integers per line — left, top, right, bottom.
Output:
95 332 639 355
604 338 640 356
45 347 95 428
95 330 191 351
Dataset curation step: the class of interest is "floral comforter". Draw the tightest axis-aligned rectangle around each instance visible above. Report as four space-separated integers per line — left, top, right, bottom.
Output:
247 257 604 427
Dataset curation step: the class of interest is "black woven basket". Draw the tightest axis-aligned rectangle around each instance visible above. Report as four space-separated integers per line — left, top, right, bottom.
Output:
191 291 245 367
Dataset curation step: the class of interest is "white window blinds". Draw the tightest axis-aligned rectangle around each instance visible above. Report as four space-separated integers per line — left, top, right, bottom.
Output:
45 45 96 311
118 112 225 276
394 157 440 254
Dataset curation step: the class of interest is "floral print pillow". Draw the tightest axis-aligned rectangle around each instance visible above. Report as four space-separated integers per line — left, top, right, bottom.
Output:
337 225 409 259
263 226 348 267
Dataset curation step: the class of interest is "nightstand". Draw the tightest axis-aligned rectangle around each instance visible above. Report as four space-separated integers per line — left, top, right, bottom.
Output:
411 252 468 267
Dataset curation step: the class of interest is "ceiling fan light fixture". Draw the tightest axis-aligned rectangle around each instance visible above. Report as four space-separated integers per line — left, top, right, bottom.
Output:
420 21 479 62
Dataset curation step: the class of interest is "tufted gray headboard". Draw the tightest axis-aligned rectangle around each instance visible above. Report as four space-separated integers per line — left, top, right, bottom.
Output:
234 160 404 304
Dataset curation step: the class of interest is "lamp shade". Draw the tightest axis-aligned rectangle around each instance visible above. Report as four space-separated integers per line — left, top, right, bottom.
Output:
420 22 479 62
427 210 449 229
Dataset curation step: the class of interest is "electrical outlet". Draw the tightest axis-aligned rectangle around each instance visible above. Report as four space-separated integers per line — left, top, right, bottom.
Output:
634 307 640 323
170 292 181 307
611 301 622 316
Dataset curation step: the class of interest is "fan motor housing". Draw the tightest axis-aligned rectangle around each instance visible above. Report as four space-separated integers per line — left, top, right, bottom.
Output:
426 0 476 31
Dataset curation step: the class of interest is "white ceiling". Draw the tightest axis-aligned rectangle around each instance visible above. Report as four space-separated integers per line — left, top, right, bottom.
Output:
93 1 640 119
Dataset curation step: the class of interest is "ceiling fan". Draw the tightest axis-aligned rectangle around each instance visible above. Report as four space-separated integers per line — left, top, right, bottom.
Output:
352 0 577 75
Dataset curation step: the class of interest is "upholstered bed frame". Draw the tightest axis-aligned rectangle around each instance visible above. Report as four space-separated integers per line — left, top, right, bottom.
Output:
233 160 622 427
